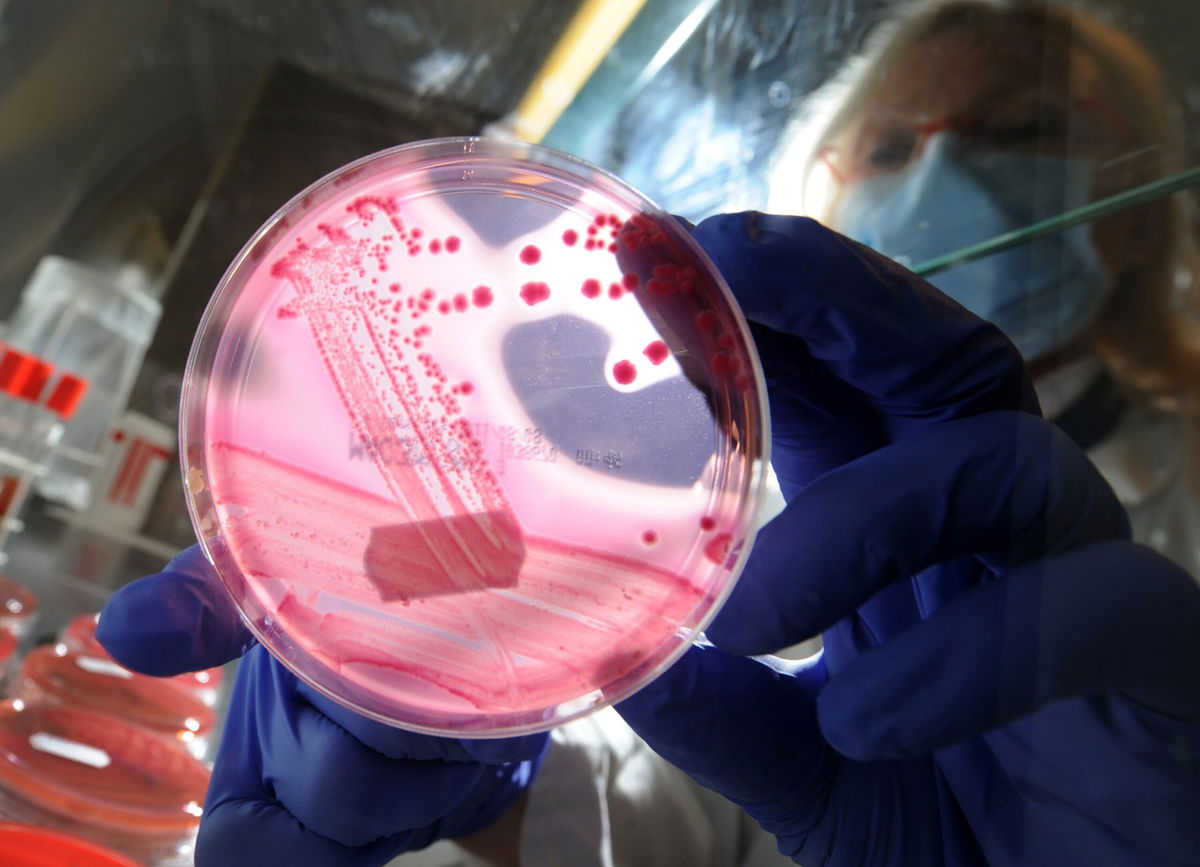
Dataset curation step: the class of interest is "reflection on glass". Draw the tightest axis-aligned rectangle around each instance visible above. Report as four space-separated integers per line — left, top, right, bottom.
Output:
767 0 1200 579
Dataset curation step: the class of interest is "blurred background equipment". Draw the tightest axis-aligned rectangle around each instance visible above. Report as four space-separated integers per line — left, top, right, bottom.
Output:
4 255 158 511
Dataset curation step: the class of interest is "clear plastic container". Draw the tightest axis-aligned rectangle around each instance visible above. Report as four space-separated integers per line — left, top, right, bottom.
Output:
4 256 162 510
0 371 89 558
182 137 769 736
0 349 40 565
13 645 214 758
60 612 225 707
0 700 207 865
0 822 141 867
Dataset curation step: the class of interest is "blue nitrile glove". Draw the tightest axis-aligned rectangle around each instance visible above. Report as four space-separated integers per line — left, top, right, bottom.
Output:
617 213 1200 866
97 545 548 867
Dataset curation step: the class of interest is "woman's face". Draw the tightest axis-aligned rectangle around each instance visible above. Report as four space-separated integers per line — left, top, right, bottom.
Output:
825 15 1145 276
831 18 1119 184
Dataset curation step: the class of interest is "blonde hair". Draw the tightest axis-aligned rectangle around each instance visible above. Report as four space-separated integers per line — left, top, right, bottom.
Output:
769 0 1200 408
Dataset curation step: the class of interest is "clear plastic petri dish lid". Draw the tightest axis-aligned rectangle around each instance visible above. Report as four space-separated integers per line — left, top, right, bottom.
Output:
0 701 208 836
16 645 215 751
182 137 770 736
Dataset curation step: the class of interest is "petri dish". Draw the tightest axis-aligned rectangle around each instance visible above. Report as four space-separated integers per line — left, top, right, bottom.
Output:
182 137 769 736
62 612 225 705
0 700 207 859
0 822 141 867
14 645 214 756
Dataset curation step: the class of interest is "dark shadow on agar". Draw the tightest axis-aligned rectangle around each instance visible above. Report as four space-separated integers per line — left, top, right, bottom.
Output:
501 314 716 487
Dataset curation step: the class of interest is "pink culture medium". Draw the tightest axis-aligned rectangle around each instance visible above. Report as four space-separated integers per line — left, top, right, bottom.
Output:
181 138 769 736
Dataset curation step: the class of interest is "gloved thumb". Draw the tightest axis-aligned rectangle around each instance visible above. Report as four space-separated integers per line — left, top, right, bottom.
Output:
97 544 255 676
616 643 835 837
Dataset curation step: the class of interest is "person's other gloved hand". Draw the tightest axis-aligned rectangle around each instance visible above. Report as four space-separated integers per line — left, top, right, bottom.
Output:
97 546 548 867
617 213 1200 866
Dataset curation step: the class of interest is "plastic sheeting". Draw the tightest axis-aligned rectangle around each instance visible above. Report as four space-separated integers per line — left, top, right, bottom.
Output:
576 0 1200 222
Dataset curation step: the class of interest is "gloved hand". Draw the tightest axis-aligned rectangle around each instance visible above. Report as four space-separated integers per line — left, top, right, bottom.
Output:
617 213 1200 866
97 546 548 867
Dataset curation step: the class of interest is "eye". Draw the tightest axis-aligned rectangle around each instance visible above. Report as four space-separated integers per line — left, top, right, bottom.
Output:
980 103 1069 150
863 130 920 170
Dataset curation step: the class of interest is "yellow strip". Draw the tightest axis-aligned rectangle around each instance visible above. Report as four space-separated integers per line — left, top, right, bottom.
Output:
511 0 651 143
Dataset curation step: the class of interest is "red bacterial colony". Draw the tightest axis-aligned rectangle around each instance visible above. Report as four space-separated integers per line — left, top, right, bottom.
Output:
519 244 542 265
472 286 494 307
613 360 637 384
643 340 669 365
562 229 579 246
520 282 551 305
700 515 716 531
581 279 602 298
445 236 461 253
711 352 736 376
704 532 733 566
642 530 658 545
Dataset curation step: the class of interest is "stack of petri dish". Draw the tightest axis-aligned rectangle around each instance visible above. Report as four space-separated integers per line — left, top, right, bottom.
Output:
0 611 219 862
11 644 216 760
0 701 208 864
0 821 142 866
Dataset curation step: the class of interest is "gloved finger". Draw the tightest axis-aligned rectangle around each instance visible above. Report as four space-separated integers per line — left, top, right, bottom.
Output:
691 213 1040 442
197 800 412 867
299 683 550 765
97 544 255 675
691 212 889 492
206 647 536 857
750 322 887 496
818 540 1200 761
617 643 833 827
620 645 955 865
200 647 425 863
269 703 490 844
708 411 1129 654
617 212 886 494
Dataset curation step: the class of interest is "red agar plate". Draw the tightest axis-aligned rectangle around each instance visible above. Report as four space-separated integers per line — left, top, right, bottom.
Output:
182 138 769 736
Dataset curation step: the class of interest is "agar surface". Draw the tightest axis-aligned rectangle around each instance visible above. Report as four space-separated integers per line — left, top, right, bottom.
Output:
211 442 706 712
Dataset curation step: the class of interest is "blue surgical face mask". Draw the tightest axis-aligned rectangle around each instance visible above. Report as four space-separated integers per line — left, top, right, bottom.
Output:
832 133 1113 361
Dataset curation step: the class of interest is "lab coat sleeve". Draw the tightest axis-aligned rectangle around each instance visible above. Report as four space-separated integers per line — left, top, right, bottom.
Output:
516 707 796 867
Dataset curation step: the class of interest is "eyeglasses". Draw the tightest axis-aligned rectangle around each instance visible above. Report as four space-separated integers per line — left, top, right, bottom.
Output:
818 94 1136 186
